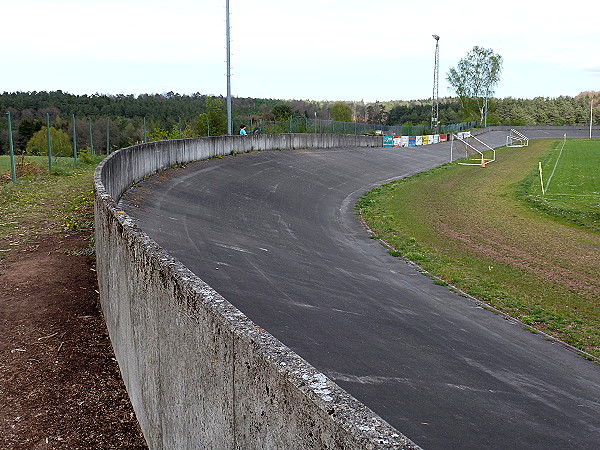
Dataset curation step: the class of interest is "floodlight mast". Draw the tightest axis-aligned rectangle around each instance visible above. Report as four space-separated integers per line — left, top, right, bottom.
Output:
431 35 440 134
226 0 232 135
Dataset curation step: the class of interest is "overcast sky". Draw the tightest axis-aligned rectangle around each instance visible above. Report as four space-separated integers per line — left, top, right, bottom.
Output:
4 0 599 102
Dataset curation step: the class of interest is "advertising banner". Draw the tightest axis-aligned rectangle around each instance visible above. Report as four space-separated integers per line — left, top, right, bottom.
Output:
408 136 416 147
383 136 393 147
432 135 439 144
439 134 447 142
415 136 423 146
422 135 429 145
428 135 435 144
401 136 409 147
393 136 401 147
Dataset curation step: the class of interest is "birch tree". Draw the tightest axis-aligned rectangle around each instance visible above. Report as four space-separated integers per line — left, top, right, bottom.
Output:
447 46 503 125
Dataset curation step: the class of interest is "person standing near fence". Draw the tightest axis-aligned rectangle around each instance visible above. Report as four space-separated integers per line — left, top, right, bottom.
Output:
239 124 247 136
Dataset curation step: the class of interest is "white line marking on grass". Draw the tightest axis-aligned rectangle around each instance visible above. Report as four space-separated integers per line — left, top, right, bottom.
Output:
544 137 567 194
542 193 599 198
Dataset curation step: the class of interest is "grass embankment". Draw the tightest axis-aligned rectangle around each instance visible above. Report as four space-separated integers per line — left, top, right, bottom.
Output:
0 155 101 260
358 139 600 359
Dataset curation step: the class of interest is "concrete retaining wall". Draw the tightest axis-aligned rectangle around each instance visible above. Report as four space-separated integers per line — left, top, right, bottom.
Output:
94 134 419 449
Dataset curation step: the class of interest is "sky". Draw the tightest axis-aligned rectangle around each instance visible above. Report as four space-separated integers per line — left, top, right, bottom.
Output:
3 0 599 102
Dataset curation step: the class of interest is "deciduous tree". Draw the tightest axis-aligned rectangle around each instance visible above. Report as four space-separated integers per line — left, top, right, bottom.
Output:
205 97 227 136
26 126 72 157
330 102 352 122
271 104 293 121
447 46 503 125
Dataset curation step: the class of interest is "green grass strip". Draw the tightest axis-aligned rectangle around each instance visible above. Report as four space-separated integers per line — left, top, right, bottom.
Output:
357 139 600 359
0 155 102 260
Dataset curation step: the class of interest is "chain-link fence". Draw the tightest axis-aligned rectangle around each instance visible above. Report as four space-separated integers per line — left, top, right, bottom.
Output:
2 112 477 163
232 116 476 136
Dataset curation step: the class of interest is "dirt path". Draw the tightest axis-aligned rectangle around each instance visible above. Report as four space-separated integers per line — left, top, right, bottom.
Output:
0 232 147 449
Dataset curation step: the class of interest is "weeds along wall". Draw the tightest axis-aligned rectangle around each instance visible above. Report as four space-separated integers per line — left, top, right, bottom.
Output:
93 133 420 449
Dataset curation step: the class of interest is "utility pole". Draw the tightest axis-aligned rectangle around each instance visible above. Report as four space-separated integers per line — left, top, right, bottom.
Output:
431 35 440 134
226 0 232 135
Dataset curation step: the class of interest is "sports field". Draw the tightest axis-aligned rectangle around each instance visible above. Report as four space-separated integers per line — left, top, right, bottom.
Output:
358 138 600 359
524 138 599 229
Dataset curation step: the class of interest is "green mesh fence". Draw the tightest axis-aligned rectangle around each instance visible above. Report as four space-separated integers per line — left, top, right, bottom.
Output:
233 116 475 136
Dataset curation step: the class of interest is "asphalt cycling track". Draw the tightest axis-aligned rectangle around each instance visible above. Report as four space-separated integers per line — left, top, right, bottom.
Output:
120 129 599 449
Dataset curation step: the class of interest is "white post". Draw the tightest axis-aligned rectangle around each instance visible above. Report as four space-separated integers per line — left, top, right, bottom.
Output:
590 97 593 139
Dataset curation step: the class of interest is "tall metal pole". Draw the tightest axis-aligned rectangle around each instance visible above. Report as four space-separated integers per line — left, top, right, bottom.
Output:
7 112 16 183
431 35 440 134
226 0 232 135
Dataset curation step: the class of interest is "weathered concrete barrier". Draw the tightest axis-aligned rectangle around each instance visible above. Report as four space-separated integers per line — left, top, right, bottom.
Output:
94 134 420 449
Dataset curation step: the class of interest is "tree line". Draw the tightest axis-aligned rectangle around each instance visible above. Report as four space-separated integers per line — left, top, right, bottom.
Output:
1 91 597 156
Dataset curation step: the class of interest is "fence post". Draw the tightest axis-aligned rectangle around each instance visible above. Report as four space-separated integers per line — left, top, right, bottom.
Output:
6 111 16 183
89 117 94 155
72 114 78 163
46 113 53 172
106 118 110 154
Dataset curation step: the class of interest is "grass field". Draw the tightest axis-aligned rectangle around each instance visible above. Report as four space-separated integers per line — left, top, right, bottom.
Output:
520 139 599 230
0 155 101 260
358 139 600 359
0 155 82 175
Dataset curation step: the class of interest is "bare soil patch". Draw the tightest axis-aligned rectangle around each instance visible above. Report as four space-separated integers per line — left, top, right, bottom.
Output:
0 232 147 449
